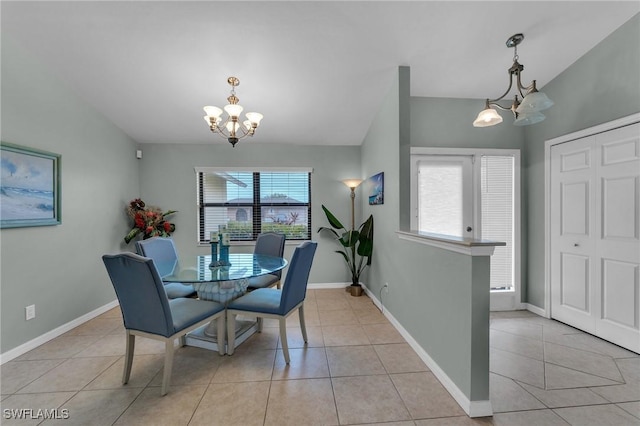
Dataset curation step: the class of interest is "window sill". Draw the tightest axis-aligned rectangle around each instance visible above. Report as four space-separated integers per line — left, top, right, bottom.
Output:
396 230 505 256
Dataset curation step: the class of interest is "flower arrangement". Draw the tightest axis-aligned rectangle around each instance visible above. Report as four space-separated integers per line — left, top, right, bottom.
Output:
124 198 177 244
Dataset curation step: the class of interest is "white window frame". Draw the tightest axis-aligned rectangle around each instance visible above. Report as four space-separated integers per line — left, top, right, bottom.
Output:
410 147 522 311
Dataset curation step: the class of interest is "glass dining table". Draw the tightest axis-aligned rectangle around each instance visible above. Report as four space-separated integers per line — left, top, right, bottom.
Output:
159 253 287 353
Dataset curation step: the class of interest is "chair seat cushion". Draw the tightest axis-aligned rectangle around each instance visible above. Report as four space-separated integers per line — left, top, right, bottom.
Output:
227 288 284 315
164 282 196 299
247 274 279 290
169 298 225 333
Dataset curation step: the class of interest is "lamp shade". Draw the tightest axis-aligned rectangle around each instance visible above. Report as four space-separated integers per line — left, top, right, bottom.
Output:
513 111 545 126
224 104 244 117
245 112 263 126
342 179 363 189
516 91 554 113
473 108 503 127
203 106 223 118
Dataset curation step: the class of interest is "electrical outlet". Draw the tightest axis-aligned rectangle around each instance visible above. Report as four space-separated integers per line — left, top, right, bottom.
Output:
384 282 389 293
25 304 36 321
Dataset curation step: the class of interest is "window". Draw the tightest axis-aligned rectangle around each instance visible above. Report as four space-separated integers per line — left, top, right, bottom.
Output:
480 156 515 291
411 147 521 310
196 168 312 243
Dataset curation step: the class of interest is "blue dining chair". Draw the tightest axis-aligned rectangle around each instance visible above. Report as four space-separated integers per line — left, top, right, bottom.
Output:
247 232 286 290
226 241 317 363
136 237 196 299
102 252 225 396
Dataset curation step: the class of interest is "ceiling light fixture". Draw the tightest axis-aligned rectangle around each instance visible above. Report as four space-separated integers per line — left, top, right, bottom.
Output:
473 33 554 128
203 77 263 147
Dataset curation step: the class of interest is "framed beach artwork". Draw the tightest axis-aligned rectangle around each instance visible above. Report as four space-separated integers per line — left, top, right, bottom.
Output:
367 171 384 205
1 142 61 228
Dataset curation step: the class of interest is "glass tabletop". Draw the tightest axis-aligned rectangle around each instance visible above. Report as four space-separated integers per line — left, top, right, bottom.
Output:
160 253 287 283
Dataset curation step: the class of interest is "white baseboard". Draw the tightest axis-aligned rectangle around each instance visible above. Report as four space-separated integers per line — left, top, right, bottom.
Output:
362 284 493 418
0 300 119 365
525 303 548 318
308 282 349 290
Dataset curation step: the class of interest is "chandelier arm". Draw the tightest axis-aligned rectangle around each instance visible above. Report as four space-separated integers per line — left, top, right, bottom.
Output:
515 71 529 98
487 101 513 112
487 75 515 104
212 121 251 139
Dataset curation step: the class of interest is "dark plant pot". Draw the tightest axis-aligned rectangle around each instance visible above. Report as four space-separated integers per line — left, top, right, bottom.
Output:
349 285 363 297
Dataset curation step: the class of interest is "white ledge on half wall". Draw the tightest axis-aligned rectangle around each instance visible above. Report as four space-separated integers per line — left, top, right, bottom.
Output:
396 230 505 256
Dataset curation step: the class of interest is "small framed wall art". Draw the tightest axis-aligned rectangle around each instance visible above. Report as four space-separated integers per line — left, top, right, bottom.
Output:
367 171 384 205
1 142 61 228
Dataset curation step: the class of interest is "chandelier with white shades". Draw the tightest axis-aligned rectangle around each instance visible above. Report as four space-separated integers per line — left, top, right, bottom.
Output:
203 77 263 147
473 33 554 128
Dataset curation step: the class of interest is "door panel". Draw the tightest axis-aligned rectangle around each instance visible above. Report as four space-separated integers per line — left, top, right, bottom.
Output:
601 259 638 328
551 137 596 333
594 124 640 351
560 253 590 312
561 181 589 236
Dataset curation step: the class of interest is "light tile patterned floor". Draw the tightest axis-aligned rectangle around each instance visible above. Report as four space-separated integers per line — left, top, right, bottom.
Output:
1 290 639 425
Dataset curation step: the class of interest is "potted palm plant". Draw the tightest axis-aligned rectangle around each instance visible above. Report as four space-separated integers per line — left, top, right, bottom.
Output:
318 204 374 296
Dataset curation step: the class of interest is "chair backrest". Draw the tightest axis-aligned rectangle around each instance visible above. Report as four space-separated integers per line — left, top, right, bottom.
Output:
135 237 179 277
254 232 286 278
102 252 175 337
279 241 317 314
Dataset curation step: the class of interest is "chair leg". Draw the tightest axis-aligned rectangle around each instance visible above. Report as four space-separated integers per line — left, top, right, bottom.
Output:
161 339 174 396
123 331 135 385
216 315 226 356
298 305 308 344
227 312 236 355
279 318 290 364
276 280 281 290
257 317 263 333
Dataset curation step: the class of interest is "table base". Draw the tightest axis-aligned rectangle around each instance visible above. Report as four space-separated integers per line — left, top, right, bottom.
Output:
185 318 259 353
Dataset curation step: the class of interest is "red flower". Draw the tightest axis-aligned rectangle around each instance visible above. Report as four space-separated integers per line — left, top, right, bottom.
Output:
146 226 154 234
163 221 172 232
134 213 145 229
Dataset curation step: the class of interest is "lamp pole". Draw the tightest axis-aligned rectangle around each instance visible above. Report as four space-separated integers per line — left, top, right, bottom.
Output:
349 187 356 231
341 179 363 231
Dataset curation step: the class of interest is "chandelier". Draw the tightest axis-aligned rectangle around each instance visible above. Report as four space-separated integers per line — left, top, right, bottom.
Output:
203 77 263 147
473 33 554 128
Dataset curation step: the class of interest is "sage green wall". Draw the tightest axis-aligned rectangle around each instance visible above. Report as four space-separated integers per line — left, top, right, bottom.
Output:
360 67 489 401
137 143 361 284
524 14 640 308
0 37 139 353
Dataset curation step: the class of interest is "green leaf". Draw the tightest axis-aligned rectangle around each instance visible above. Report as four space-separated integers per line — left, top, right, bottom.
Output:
321 205 345 230
317 226 340 240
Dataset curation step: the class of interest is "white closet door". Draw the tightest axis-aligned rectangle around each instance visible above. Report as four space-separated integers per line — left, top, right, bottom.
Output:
551 136 597 333
551 122 640 353
594 124 640 351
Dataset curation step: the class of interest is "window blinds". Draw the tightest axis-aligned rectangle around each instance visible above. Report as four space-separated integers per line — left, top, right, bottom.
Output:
481 156 515 290
197 170 311 243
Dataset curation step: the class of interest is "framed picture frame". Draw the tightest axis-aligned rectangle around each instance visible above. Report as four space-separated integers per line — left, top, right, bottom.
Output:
367 171 384 205
1 142 61 228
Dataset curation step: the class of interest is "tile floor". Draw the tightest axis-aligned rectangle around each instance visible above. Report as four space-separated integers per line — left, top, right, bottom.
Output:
0 289 638 425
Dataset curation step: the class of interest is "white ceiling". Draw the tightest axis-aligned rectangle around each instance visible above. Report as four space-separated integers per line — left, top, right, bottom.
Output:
2 1 638 146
